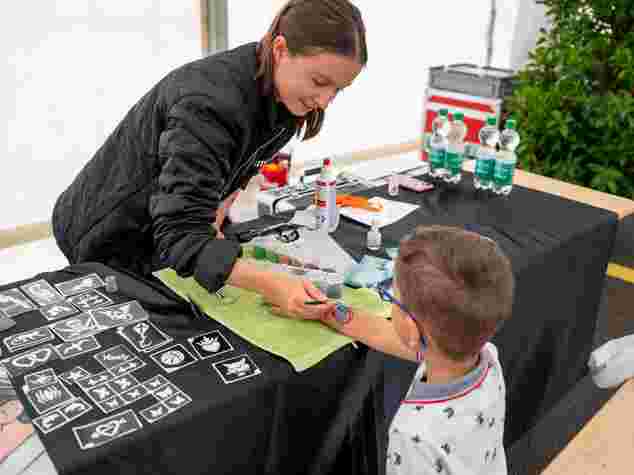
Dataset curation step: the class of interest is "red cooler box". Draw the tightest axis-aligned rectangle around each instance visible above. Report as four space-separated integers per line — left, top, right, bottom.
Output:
421 64 516 161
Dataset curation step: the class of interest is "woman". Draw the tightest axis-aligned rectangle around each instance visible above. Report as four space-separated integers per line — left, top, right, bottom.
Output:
52 0 367 320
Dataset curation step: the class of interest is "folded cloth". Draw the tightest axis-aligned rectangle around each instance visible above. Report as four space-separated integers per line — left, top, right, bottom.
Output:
154 268 391 372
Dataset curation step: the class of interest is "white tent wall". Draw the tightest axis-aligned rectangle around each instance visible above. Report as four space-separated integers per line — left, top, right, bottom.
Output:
2 1 549 230
1 1 200 230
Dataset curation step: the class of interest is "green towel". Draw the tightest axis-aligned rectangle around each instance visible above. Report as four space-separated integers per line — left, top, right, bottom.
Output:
154 268 391 372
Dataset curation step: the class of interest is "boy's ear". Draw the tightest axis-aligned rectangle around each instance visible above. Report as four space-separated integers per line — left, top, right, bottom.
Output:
272 35 289 63
405 315 423 349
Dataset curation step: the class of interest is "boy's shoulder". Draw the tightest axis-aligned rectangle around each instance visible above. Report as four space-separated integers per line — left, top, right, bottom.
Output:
388 343 507 474
395 342 506 429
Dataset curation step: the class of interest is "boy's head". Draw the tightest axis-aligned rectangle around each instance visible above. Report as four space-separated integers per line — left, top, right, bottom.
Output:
394 225 514 362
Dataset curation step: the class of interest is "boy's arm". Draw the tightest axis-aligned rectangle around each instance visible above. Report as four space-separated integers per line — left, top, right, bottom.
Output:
321 306 418 362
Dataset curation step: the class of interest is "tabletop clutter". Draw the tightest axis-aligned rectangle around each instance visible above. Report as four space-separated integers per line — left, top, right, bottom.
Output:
0 112 529 463
244 108 522 300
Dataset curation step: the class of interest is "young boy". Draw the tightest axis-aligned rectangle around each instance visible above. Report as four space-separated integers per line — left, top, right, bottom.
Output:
321 225 515 474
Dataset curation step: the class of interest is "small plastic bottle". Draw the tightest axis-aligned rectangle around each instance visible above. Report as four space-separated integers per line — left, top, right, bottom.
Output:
388 173 400 196
474 116 499 190
444 112 468 184
104 275 118 293
315 158 338 233
493 119 520 195
366 218 382 251
429 109 450 179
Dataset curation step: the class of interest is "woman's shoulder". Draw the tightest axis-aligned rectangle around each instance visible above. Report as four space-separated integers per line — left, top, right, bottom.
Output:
165 43 259 100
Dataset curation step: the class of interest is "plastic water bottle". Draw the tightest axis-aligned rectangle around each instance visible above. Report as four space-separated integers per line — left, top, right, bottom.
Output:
474 116 499 190
366 217 382 251
494 119 520 195
444 112 468 184
315 158 338 232
388 173 400 196
420 131 431 176
429 109 450 179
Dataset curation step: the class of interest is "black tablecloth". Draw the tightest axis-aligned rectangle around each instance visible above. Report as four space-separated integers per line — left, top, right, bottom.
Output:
2 262 386 475
325 173 617 455
1 172 618 474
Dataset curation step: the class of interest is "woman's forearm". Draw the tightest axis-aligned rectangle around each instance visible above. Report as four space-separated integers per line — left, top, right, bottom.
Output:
226 259 280 294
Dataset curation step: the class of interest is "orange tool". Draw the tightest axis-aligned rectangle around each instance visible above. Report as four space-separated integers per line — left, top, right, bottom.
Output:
335 194 383 212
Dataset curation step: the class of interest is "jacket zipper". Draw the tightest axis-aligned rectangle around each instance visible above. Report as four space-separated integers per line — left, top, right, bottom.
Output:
222 127 286 196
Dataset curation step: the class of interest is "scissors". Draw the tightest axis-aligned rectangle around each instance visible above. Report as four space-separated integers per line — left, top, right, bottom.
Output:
233 222 302 243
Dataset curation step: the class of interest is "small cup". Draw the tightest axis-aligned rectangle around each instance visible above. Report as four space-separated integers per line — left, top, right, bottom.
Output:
104 275 118 293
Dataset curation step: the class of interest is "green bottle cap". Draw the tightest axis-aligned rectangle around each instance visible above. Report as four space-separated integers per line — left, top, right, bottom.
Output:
454 112 464 121
505 119 517 130
253 246 267 260
439 109 449 116
486 117 497 126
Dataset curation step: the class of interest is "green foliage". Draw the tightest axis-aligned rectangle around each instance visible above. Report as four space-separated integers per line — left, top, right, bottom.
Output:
505 0 634 198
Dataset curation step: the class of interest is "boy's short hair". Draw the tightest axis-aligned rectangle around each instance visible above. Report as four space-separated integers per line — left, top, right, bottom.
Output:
395 225 514 362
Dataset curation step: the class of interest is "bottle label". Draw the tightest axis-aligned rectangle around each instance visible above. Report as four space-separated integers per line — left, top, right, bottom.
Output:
315 179 337 231
494 160 516 187
446 151 463 175
475 155 494 180
465 143 479 159
429 148 445 171
388 175 399 195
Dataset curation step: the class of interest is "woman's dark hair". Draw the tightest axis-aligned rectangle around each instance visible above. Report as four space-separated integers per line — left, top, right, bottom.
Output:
256 0 367 140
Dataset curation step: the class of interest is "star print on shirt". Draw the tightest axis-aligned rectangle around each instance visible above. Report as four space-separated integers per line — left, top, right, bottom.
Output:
476 412 485 425
488 417 495 428
412 435 421 444
393 452 402 466
415 405 424 412
443 407 455 418
441 443 451 455
434 459 444 473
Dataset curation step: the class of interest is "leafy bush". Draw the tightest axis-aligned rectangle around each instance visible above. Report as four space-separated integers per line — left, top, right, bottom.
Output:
506 0 634 198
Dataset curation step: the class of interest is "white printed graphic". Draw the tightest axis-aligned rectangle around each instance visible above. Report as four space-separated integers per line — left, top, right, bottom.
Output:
72 410 143 450
3 344 59 377
90 301 148 329
116 320 171 353
188 330 233 360
26 380 75 415
40 302 79 321
94 345 136 371
49 313 101 342
59 366 92 385
56 336 101 359
4 327 55 352
21 280 64 306
33 397 93 435
212 354 262 384
0 289 35 318
24 368 57 391
66 290 112 312
150 344 197 374
55 273 106 297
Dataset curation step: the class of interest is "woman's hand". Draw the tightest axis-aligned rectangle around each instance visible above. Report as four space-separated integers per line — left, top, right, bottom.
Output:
213 190 240 239
227 260 335 320
264 275 336 321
